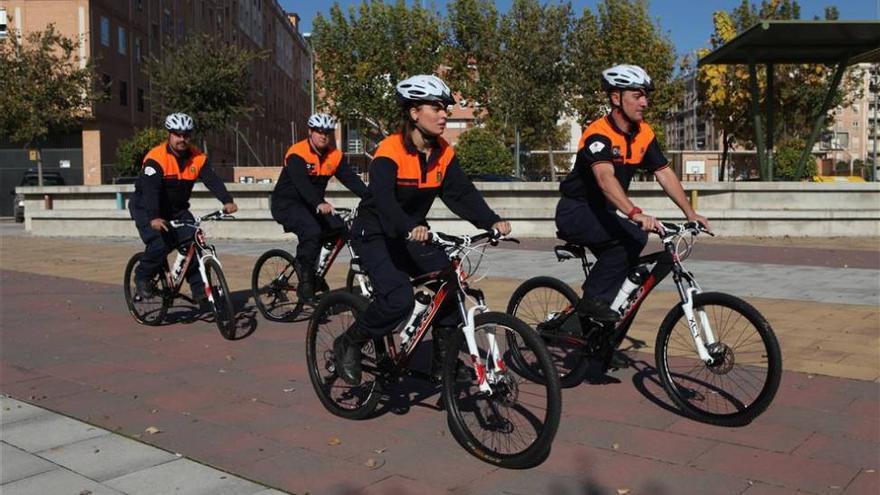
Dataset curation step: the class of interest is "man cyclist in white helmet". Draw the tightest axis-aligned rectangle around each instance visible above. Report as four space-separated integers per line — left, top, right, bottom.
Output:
270 113 368 302
332 74 510 385
556 64 710 325
129 112 238 302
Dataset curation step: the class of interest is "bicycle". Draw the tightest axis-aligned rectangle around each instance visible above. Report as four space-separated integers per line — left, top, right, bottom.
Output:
251 207 372 322
305 230 562 469
507 221 782 427
123 210 237 339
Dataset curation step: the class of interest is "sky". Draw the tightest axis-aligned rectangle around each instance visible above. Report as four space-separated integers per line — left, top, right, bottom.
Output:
279 0 879 59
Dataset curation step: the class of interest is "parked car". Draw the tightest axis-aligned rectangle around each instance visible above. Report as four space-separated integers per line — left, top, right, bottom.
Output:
11 171 65 222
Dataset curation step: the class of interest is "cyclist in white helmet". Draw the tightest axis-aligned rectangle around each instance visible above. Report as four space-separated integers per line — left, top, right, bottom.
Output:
332 74 511 385
556 64 710 328
270 112 368 301
129 112 238 302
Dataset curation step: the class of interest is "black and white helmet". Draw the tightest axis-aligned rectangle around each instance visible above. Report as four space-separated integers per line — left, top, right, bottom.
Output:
601 64 655 92
307 113 336 131
396 74 455 107
164 112 195 133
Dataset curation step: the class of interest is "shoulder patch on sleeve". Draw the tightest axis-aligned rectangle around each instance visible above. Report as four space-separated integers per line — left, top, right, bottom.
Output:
588 141 605 154
144 166 157 176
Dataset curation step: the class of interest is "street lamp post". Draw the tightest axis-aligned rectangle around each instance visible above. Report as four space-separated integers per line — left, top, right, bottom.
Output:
303 32 315 115
870 70 879 182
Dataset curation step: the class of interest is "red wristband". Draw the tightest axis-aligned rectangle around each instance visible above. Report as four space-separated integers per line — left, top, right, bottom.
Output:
627 207 643 220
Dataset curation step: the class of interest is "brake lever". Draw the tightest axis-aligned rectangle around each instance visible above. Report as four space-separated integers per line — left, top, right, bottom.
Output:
501 237 520 244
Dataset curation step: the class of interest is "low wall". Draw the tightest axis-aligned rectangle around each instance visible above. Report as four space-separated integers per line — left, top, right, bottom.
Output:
15 181 880 238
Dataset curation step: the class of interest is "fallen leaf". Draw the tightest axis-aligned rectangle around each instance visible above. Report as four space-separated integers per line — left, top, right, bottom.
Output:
328 437 342 446
365 457 385 470
372 448 386 454
93 449 100 454
218 369 227 373
282 388 295 393
865 469 876 473
144 426 161 435
617 489 630 495
225 355 235 361
251 398 258 402
611 442 620 450
150 409 158 414
79 491 93 495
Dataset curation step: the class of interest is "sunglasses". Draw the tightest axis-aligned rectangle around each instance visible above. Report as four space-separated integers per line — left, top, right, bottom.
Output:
171 131 192 138
311 128 334 135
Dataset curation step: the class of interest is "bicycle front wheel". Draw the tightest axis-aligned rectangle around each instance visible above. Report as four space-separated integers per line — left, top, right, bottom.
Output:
123 253 170 325
204 258 237 339
443 312 562 469
306 291 382 420
251 249 303 322
507 276 591 387
655 292 782 427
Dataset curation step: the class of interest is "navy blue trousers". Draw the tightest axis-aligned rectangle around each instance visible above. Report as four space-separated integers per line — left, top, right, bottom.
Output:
272 202 345 271
130 207 202 290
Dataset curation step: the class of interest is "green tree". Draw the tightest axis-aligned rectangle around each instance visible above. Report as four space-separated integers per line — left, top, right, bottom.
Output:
0 24 103 184
773 136 815 180
567 0 681 132
455 127 514 175
312 0 446 142
115 127 167 178
492 0 573 178
445 0 501 119
144 33 266 137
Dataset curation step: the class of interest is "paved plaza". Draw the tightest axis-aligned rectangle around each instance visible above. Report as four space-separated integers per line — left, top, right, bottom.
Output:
1 220 878 494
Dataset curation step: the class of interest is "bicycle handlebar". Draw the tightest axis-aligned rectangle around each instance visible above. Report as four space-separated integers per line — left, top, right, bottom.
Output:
419 229 519 247
169 210 234 229
659 221 714 239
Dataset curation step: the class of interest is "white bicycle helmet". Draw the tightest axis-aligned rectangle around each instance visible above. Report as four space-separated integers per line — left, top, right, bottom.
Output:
307 113 336 131
396 74 455 107
601 64 655 92
164 112 195 132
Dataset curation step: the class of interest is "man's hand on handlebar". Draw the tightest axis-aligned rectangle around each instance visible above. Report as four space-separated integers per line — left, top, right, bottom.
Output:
687 212 712 233
150 218 168 232
492 220 511 236
223 202 238 215
632 212 664 233
316 202 334 215
408 225 430 242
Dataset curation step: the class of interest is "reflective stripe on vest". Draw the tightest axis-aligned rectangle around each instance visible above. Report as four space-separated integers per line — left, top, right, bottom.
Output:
142 143 207 180
373 134 454 189
577 117 655 166
284 139 342 177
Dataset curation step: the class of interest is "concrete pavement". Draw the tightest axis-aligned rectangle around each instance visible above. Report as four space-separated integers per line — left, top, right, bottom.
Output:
1 221 878 494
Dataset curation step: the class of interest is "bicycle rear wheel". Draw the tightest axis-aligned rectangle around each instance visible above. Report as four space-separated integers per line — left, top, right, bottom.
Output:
123 253 170 325
306 291 382 420
252 249 303 322
443 312 562 469
655 292 782 427
204 258 237 339
507 276 591 387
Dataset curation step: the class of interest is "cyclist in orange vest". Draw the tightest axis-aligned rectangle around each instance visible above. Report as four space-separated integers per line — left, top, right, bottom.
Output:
332 74 511 385
270 113 368 301
556 65 710 324
129 112 238 300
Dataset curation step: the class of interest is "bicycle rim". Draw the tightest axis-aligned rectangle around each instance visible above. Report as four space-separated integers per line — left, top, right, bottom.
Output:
656 292 782 426
444 312 562 468
123 253 169 325
252 250 303 322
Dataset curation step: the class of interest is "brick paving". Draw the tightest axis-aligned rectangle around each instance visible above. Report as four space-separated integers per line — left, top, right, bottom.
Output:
1 225 878 494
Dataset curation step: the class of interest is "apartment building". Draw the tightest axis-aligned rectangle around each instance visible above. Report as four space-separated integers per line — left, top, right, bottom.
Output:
1 0 311 184
820 64 879 176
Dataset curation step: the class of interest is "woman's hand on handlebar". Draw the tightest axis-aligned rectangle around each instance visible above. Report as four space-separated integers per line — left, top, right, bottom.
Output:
150 218 169 232
492 220 511 236
408 225 430 242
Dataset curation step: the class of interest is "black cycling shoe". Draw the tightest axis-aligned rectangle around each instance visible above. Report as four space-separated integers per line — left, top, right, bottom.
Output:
135 277 156 299
297 267 316 303
333 326 369 386
576 296 620 324
430 326 457 383
191 286 208 305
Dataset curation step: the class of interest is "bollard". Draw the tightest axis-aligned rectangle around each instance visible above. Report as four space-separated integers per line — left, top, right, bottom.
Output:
690 190 698 209
116 192 124 210
43 194 53 210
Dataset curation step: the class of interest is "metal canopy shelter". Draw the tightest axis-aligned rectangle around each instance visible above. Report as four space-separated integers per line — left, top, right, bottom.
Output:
698 20 880 180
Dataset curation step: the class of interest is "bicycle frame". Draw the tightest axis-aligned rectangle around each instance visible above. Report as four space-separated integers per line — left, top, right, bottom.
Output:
166 214 224 304
553 223 720 365
373 233 505 395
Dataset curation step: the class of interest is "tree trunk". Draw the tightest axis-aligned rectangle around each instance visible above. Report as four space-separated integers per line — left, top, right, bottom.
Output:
720 131 729 181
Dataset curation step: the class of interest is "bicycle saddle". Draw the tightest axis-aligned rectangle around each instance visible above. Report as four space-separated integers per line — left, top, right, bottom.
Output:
554 243 586 261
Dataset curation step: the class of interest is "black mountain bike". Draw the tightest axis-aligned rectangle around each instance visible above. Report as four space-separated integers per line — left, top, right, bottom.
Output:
123 210 237 339
306 230 562 469
251 207 371 321
507 221 782 427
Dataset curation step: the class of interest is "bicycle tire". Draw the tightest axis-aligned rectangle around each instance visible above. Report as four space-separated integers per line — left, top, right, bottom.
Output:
123 253 170 325
655 292 782 427
204 258 237 339
443 312 562 469
251 249 303 322
507 276 591 388
306 291 382 420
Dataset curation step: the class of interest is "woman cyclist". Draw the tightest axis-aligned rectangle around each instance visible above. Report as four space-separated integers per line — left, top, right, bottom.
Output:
333 74 511 385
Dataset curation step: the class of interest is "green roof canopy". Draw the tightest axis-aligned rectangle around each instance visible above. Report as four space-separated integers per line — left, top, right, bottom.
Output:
698 20 880 66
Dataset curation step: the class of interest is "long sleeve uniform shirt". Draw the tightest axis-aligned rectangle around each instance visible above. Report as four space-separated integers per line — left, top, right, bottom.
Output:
271 139 368 210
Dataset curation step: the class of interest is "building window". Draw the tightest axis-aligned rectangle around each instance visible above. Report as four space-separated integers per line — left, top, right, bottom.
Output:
0 8 8 39
134 37 141 62
119 80 128 106
118 27 126 55
162 10 172 36
137 88 144 112
100 16 110 46
102 73 112 98
136 0 143 11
